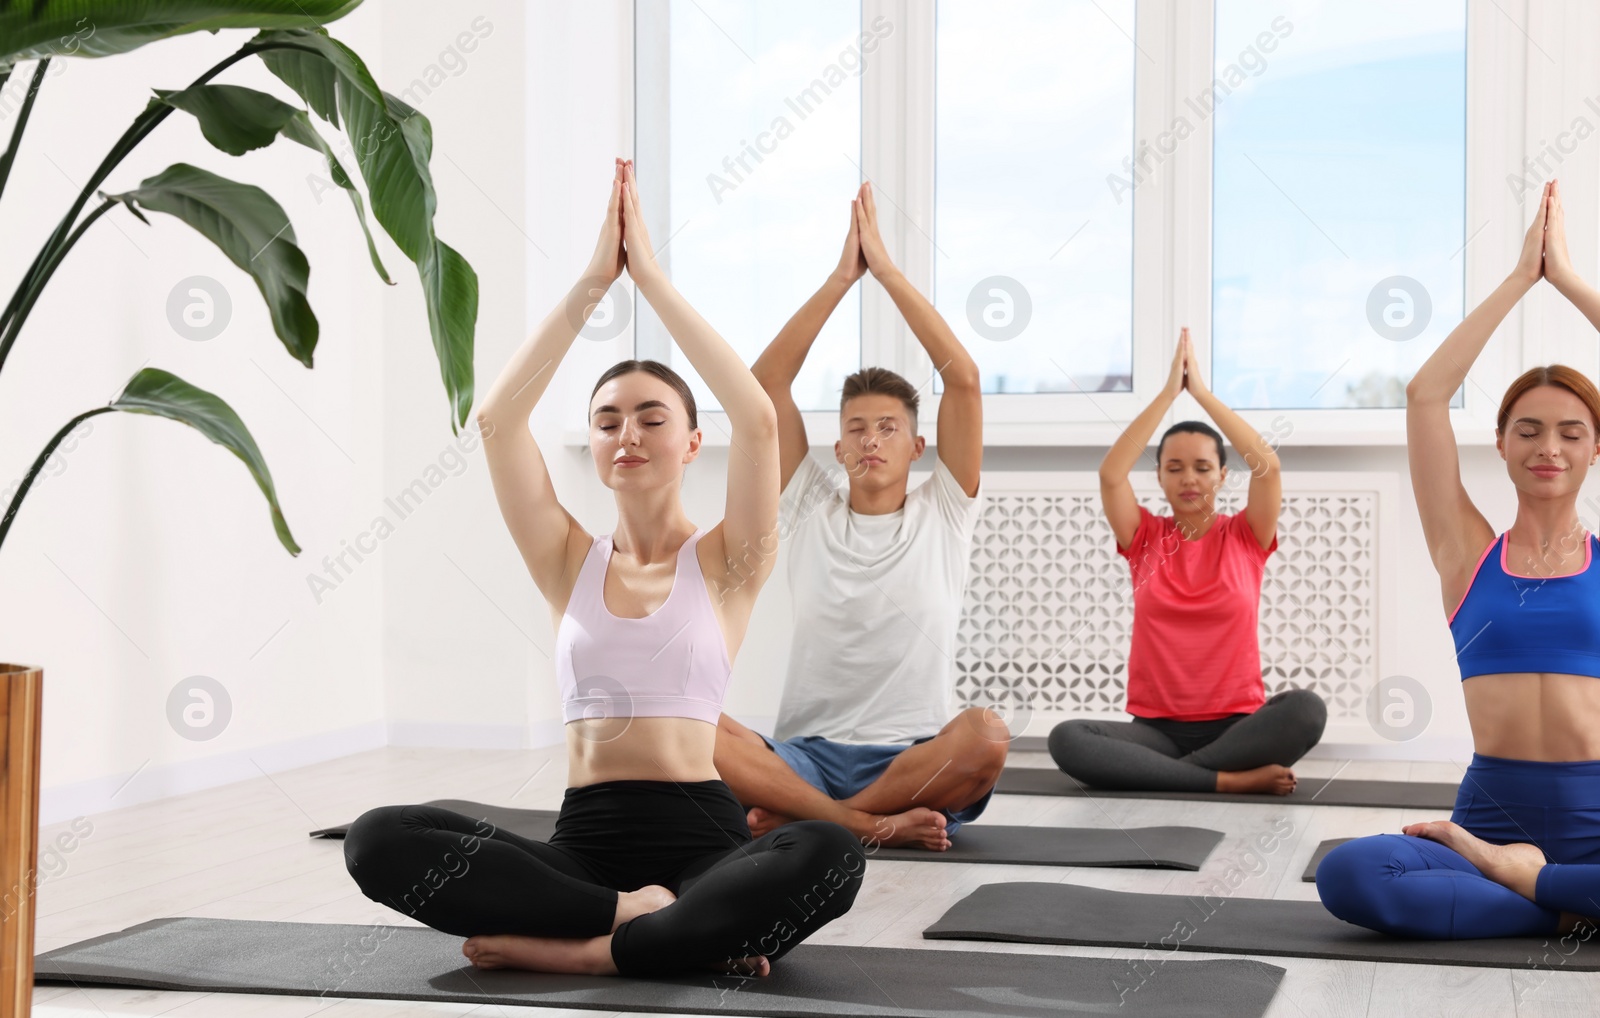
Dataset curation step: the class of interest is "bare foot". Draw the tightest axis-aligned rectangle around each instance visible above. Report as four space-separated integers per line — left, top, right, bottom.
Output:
1401 819 1546 899
862 807 950 850
1216 764 1297 795
613 884 676 932
710 954 771 977
746 806 795 838
462 933 616 975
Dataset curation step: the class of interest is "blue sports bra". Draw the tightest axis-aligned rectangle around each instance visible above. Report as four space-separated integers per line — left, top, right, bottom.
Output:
1449 530 1600 680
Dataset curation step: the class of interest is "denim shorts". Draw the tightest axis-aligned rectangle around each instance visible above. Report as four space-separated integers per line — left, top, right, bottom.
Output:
758 732 994 835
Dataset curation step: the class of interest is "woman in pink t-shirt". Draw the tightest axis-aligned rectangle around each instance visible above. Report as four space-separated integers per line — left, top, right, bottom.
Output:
1047 329 1327 794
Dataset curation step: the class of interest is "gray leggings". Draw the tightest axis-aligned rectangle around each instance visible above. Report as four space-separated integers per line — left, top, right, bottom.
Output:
1047 688 1328 793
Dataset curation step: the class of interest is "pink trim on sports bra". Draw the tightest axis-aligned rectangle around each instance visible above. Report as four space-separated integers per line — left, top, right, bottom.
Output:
1499 528 1593 580
1448 530 1596 625
1446 536 1501 627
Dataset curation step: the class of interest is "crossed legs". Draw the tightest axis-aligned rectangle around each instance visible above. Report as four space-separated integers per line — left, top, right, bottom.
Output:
1316 823 1595 938
344 801 864 977
1316 754 1600 938
713 707 1009 850
1047 688 1327 794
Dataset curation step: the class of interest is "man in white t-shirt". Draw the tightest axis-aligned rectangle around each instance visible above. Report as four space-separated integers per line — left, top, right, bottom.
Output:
712 181 1009 851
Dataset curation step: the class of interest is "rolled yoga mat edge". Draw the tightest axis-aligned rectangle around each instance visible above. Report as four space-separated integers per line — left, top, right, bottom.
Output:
922 880 1597 971
311 798 1228 870
996 766 1460 809
34 916 1288 1018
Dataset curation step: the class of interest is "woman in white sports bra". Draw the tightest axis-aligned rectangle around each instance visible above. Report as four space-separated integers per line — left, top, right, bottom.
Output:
342 160 864 978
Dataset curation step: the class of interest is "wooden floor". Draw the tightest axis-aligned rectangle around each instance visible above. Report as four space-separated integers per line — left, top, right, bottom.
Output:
27 746 1600 1017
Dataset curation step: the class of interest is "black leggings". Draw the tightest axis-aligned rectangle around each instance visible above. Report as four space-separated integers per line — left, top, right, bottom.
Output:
342 778 865 977
1047 688 1328 792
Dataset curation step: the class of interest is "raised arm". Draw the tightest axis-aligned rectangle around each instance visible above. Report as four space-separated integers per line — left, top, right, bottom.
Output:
619 161 780 597
1181 328 1282 550
1407 182 1550 598
474 161 628 604
750 192 866 491
1099 338 1186 549
855 181 983 496
1542 179 1600 333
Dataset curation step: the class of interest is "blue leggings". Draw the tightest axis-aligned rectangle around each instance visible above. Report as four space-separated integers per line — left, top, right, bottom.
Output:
1316 753 1600 938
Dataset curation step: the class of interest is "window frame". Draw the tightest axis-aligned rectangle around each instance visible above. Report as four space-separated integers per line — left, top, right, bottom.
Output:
586 0 1583 452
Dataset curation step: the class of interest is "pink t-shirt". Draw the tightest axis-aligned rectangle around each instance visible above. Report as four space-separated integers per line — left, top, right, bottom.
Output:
1116 504 1277 721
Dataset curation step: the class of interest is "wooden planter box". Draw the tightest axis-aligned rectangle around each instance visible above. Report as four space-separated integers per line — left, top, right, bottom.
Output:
1 664 42 1018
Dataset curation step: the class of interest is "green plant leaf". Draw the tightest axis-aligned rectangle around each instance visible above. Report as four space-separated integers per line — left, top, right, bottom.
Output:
112 366 300 555
420 240 477 425
281 111 392 283
256 26 381 109
0 0 364 71
153 82 296 155
109 162 317 365
156 84 392 282
255 26 475 431
256 44 339 125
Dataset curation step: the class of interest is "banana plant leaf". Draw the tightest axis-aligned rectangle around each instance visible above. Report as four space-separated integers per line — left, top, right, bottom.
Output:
0 0 363 71
256 27 475 431
108 162 317 366
155 83 391 282
112 366 300 554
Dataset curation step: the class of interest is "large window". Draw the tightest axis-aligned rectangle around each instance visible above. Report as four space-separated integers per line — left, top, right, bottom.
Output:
625 0 1527 444
636 0 863 414
1211 0 1466 409
933 0 1136 395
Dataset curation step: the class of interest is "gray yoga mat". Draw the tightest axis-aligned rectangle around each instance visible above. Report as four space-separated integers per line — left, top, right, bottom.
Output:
996 766 1460 809
923 880 1600 971
309 799 1226 870
34 916 1288 1018
1301 838 1355 882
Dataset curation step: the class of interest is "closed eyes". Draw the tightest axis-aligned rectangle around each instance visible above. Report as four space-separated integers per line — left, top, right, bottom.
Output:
599 421 665 431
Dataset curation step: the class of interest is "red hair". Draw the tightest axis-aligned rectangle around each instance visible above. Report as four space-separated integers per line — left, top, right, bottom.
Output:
1497 365 1600 436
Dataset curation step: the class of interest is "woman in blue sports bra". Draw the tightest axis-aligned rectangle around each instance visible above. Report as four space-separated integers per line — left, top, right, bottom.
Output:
340 160 863 976
1317 180 1600 939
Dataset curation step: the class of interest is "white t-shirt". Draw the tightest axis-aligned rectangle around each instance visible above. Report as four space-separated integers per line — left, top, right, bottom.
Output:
773 453 984 744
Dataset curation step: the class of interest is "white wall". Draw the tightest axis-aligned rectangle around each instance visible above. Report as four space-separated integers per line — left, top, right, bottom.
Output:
0 3 483 825
374 1 538 751
7 1 1591 827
